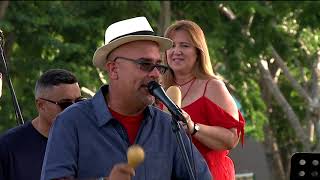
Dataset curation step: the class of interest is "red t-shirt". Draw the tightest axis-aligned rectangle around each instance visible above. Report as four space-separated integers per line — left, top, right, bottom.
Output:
109 108 144 145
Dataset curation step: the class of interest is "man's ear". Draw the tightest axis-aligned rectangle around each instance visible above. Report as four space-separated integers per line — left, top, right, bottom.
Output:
35 99 45 111
105 62 118 80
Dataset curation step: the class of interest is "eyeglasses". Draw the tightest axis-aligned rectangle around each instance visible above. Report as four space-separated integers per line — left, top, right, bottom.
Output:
113 56 169 75
39 97 85 110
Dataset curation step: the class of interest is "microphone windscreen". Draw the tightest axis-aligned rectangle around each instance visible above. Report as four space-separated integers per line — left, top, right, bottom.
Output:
166 86 181 109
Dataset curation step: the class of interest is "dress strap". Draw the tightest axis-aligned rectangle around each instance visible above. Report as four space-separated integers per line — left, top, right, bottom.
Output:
203 80 211 96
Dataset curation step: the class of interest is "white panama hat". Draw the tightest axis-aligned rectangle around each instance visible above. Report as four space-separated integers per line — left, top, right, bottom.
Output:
92 16 173 69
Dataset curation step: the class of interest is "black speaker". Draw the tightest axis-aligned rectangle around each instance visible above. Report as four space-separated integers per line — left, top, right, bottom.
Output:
290 152 320 180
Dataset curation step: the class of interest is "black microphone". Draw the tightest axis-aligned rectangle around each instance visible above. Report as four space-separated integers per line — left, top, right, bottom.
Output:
147 81 186 123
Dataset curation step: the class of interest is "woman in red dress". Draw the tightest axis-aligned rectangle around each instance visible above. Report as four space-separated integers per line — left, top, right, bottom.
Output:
162 20 245 180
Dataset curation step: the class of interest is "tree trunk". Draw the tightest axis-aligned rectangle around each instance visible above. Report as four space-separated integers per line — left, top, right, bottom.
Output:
258 59 311 151
313 51 320 150
158 1 171 36
0 1 9 20
259 61 287 180
271 46 312 104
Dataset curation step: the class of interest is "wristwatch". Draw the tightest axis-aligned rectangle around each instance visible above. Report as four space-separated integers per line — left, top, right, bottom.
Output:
191 123 200 136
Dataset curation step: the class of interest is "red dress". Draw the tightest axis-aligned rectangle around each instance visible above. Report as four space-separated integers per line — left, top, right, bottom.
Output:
182 81 245 180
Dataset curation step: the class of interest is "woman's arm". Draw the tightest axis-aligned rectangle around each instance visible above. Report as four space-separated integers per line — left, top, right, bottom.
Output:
184 79 240 150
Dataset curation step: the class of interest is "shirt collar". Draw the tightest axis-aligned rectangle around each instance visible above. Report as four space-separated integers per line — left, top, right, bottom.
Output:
92 85 155 127
92 85 113 127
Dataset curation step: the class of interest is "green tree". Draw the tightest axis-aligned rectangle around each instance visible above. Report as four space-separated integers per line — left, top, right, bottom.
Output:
0 1 164 130
1 2 320 180
167 2 320 179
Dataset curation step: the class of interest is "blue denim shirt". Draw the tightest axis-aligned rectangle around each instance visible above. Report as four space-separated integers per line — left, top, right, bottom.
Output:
41 85 212 180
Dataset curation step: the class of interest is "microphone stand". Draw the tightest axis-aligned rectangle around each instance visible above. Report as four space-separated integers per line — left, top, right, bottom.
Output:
0 30 24 125
171 114 196 180
147 81 196 179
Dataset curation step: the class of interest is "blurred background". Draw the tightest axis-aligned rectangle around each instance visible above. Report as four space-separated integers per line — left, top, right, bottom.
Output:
0 1 320 180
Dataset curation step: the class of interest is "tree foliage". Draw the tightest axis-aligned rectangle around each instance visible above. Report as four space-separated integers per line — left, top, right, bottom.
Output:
0 1 162 130
1 2 320 179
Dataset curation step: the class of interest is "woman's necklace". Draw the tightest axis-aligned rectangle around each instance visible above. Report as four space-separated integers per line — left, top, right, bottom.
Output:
180 78 196 102
174 77 195 87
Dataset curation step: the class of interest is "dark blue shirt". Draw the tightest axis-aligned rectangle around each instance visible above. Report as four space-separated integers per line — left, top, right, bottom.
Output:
0 121 47 180
41 85 211 180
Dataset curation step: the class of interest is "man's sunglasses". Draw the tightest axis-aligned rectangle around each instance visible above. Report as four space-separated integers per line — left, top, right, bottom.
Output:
113 56 169 75
39 97 85 110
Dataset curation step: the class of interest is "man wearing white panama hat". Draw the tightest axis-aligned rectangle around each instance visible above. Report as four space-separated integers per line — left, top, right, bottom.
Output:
41 16 211 180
